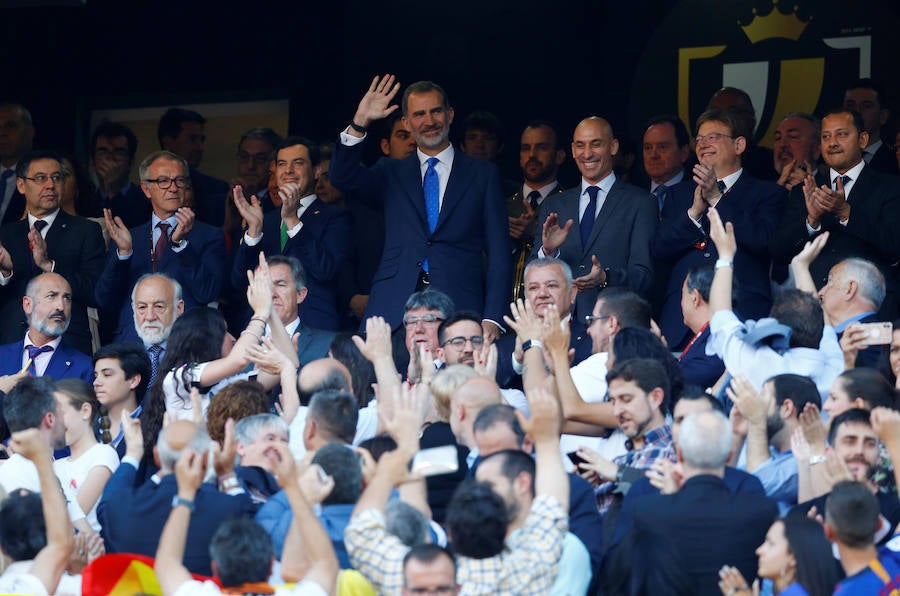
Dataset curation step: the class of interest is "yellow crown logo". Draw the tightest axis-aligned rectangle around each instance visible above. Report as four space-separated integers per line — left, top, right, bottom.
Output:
739 2 810 43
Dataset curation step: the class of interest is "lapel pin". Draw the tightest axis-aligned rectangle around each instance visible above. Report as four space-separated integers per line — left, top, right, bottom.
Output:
65 361 71 366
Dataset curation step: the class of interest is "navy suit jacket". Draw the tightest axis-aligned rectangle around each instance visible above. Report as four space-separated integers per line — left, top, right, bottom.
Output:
96 219 226 340
0 211 105 354
869 143 900 176
97 463 254 575
770 165 900 316
626 474 776 596
1 190 25 225
678 326 725 390
296 321 335 366
533 178 657 319
230 199 351 331
654 175 785 348
330 142 511 330
0 340 93 381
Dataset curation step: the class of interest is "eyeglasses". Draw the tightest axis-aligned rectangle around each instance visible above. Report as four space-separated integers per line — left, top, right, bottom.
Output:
94 147 130 160
403 314 444 327
145 176 192 189
584 314 610 325
20 173 67 185
237 151 271 166
695 133 733 145
441 335 485 349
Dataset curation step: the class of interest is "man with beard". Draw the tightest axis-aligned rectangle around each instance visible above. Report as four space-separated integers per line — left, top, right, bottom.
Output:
329 75 510 342
0 273 93 393
0 150 105 355
772 112 821 192
508 121 566 302
792 408 900 543
128 274 184 386
729 373 821 510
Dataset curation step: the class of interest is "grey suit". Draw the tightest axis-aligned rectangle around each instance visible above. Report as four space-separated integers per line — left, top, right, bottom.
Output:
532 177 657 318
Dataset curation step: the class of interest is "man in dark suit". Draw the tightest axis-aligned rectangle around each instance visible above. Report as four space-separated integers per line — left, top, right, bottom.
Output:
95 150 226 341
158 108 231 227
845 79 899 176
625 409 777 596
770 109 900 319
266 255 334 366
231 137 351 331
654 108 785 349
677 264 725 390
0 150 106 354
98 418 255 576
0 103 33 225
329 74 511 342
508 120 566 303
88 122 151 228
533 116 657 320
0 273 93 394
495 257 591 388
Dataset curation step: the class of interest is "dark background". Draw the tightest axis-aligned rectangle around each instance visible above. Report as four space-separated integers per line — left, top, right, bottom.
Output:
3 0 899 184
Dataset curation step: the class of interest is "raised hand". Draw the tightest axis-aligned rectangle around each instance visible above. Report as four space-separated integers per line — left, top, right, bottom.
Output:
802 174 827 227
104 208 133 255
726 375 767 426
791 231 829 269
541 212 574 255
504 298 544 342
573 255 607 290
707 207 736 261
353 74 402 130
170 207 195 243
28 225 52 272
233 185 263 237
352 316 393 363
246 252 273 320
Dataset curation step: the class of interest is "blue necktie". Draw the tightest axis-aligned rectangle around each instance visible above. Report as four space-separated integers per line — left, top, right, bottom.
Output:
423 157 440 272
834 175 851 190
716 180 727 194
580 186 599 247
654 185 669 213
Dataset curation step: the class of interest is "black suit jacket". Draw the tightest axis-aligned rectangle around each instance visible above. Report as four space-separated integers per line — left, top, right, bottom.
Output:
630 474 777 596
868 143 900 176
0 211 105 354
1 190 25 225
769 164 900 315
654 175 785 348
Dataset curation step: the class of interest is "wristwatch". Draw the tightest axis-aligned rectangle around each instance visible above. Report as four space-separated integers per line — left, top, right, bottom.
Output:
522 339 544 353
171 495 195 512
808 454 827 466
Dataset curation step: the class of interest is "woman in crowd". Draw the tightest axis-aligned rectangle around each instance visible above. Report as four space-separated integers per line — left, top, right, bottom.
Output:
52 379 119 535
719 516 841 596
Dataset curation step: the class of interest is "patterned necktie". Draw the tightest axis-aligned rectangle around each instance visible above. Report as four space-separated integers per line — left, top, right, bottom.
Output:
26 344 53 376
423 157 440 272
580 186 600 247
716 180 727 194
153 221 170 273
147 343 164 387
834 175 851 191
527 190 541 213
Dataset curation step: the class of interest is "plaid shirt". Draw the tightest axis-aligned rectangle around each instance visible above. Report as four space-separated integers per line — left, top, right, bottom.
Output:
596 424 676 513
345 495 568 596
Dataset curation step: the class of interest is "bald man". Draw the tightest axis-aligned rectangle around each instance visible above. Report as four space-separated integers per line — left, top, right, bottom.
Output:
98 420 254 575
533 117 657 319
448 376 503 468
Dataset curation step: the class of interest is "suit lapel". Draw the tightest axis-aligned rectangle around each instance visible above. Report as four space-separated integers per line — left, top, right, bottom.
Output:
584 180 626 253
44 211 69 248
435 153 473 232
45 345 73 378
399 155 429 230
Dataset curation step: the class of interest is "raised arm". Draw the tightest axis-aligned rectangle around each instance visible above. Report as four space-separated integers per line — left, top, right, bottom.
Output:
11 429 75 595
353 316 401 430
707 207 736 314
517 385 569 510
